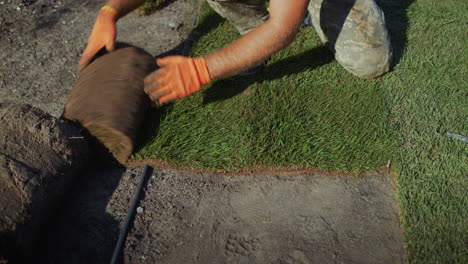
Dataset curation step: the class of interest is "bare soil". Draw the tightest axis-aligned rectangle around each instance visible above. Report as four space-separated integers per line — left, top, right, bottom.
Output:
0 1 405 263
43 167 404 264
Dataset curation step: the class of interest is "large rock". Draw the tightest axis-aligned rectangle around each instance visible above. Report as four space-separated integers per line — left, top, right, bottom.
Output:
0 104 89 261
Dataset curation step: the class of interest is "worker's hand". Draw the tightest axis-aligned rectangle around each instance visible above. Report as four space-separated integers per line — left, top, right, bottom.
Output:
144 56 211 106
78 6 118 72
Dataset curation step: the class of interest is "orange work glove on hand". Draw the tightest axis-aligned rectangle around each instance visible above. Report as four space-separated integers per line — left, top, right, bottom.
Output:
144 56 211 106
78 6 118 71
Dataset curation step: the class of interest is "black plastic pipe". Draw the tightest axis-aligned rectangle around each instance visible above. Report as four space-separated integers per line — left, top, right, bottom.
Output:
109 2 203 262
110 165 150 264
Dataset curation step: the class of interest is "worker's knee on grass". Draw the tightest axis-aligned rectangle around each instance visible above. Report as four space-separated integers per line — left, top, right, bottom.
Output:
335 8 392 79
338 2 392 79
207 0 268 35
335 44 392 79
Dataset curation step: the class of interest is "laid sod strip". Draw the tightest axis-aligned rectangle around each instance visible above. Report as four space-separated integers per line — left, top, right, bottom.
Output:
380 0 467 262
137 1 397 173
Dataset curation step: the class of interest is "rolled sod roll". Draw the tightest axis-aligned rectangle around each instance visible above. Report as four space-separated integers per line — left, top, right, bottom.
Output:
63 44 156 163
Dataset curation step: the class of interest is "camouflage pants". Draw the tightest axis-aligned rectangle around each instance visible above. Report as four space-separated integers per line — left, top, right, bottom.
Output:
206 0 392 79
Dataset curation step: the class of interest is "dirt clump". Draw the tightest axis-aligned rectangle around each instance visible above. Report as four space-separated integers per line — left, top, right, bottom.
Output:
0 104 89 262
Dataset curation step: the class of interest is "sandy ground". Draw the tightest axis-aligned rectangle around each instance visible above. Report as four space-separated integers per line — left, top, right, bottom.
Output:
0 0 405 263
43 167 404 264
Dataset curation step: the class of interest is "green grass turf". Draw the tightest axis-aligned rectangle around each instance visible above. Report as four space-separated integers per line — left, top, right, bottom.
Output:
137 1 397 173
380 0 467 262
136 0 467 262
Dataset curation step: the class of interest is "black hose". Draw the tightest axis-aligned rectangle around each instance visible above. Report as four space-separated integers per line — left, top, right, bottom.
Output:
110 165 150 264
109 2 203 262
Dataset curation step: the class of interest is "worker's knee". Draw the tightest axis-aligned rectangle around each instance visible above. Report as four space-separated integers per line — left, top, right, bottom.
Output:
314 0 393 79
207 0 268 35
335 44 392 79
334 0 392 79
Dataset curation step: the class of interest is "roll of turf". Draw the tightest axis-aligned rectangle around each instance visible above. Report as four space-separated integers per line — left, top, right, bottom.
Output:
63 44 156 164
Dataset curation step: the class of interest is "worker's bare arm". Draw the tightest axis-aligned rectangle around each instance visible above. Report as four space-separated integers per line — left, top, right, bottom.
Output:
143 0 309 106
205 0 309 80
106 0 147 19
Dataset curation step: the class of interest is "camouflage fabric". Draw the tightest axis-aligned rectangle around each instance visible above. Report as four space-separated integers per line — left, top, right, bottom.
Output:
308 0 392 79
207 0 392 79
206 0 269 35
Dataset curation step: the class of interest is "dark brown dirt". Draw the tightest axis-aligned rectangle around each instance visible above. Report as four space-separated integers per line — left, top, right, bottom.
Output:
0 104 89 261
64 44 157 164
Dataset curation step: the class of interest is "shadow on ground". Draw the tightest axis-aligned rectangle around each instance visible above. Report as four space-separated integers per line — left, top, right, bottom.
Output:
202 46 334 104
36 166 125 263
376 0 415 68
156 10 225 58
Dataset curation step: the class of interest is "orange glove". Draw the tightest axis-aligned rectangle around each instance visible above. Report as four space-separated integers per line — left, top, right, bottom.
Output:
78 6 118 71
144 56 212 106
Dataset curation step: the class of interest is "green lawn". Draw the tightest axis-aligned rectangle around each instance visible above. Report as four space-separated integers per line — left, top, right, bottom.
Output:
381 0 467 262
137 2 397 173
137 0 467 262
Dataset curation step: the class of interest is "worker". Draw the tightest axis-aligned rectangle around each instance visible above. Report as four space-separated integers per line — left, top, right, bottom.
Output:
79 0 392 106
